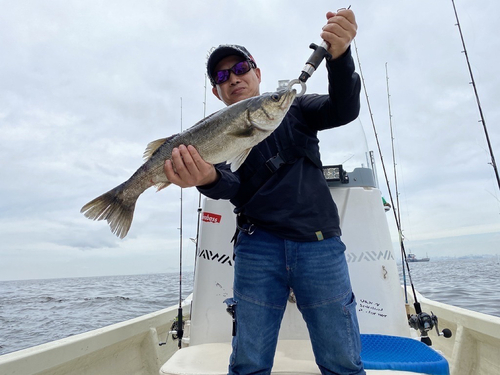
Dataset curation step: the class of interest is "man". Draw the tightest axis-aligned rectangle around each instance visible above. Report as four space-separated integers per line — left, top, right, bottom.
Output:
164 9 365 375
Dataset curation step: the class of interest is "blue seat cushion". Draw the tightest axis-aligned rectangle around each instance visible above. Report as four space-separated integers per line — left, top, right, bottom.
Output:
360 334 449 375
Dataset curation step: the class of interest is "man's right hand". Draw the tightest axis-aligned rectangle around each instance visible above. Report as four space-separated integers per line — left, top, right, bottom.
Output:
164 144 219 188
321 8 357 60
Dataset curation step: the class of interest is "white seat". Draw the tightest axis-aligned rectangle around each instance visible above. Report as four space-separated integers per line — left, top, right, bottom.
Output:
160 341 318 375
159 340 421 375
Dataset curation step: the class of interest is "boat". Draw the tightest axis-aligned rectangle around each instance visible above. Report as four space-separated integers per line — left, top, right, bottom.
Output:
407 253 430 263
1 160 499 375
2 5 499 372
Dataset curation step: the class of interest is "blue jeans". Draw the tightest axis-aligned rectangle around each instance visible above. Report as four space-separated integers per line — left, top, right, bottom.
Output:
227 227 365 375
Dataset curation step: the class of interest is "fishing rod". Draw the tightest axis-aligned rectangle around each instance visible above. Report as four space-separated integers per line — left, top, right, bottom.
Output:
352 40 416 302
159 98 185 349
385 63 402 241
385 63 409 308
451 0 500 191
176 97 184 349
192 75 209 275
353 40 452 345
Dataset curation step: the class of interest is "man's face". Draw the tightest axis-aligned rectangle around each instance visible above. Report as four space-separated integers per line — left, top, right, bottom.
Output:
212 55 261 106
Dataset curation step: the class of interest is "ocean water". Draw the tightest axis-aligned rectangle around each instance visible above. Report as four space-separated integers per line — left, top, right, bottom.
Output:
0 272 194 356
1 257 499 356
398 256 500 318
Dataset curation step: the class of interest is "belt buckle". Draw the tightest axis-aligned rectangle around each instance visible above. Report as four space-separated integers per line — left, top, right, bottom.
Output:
237 223 255 235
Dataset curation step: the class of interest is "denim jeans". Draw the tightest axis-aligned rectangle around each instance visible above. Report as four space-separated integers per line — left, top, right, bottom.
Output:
228 226 365 375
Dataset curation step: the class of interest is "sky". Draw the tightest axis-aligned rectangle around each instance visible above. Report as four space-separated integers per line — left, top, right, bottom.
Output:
1 0 499 281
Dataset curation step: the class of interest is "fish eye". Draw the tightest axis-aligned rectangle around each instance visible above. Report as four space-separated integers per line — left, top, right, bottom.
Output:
271 93 280 101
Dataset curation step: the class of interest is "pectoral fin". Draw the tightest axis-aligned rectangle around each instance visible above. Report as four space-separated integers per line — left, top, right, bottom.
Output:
228 148 252 172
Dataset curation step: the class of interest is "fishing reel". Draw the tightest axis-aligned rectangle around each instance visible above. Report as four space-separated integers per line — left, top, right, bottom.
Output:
408 309 452 346
169 316 185 340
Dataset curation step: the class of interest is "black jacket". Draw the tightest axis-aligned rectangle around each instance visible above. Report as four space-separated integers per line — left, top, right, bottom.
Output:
198 48 361 242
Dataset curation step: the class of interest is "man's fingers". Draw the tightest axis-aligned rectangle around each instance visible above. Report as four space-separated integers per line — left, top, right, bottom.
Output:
326 11 337 19
164 144 217 188
178 144 200 175
169 145 193 178
164 159 180 183
321 9 357 59
334 9 356 24
187 145 208 170
324 12 356 35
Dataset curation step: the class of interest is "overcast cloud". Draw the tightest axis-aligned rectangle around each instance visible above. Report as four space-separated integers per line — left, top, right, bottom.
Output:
1 0 499 281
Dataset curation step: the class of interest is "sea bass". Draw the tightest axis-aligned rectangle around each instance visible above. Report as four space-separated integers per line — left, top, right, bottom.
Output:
81 89 296 238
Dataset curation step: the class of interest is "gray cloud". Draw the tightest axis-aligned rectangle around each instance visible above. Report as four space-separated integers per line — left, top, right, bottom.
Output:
1 0 499 280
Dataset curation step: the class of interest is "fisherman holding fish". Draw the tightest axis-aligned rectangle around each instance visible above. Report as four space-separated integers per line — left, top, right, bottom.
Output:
164 8 364 375
81 7 362 375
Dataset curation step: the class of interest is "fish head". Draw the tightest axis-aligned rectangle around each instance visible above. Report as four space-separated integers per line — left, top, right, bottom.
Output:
223 88 296 171
246 88 296 131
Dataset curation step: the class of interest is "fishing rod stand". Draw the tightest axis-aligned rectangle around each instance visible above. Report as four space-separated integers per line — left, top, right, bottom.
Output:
408 303 452 346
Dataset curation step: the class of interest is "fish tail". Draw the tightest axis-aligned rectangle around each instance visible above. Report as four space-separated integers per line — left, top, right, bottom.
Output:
80 183 137 239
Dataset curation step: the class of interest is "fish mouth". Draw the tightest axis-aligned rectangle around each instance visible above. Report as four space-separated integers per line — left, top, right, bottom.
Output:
280 89 296 110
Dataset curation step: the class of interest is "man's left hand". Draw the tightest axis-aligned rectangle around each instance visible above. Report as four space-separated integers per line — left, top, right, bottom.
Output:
164 144 218 188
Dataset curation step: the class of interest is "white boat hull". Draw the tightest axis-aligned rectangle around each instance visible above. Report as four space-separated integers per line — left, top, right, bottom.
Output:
0 305 180 375
1 296 499 375
408 292 500 375
1 171 499 374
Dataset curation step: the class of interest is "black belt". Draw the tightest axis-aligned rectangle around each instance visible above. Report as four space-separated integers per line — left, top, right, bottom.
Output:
231 214 255 243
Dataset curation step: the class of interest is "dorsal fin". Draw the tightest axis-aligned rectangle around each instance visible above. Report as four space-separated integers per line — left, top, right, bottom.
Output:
143 134 178 161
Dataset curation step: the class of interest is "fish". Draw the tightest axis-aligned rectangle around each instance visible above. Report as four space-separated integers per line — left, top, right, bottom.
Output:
81 89 296 238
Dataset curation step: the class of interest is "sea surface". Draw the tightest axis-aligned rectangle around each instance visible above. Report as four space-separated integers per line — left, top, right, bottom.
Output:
397 256 500 318
0 272 194 356
1 257 499 356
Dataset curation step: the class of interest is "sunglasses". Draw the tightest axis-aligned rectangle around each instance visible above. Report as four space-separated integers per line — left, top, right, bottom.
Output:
214 60 256 85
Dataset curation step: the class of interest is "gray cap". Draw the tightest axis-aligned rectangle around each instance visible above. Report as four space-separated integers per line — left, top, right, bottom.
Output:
207 44 256 86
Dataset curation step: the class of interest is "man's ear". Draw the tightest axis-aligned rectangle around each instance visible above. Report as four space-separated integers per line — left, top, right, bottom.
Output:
255 67 262 84
212 86 222 101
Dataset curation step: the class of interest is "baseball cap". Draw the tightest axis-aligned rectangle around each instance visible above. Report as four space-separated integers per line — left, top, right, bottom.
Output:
207 44 256 86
